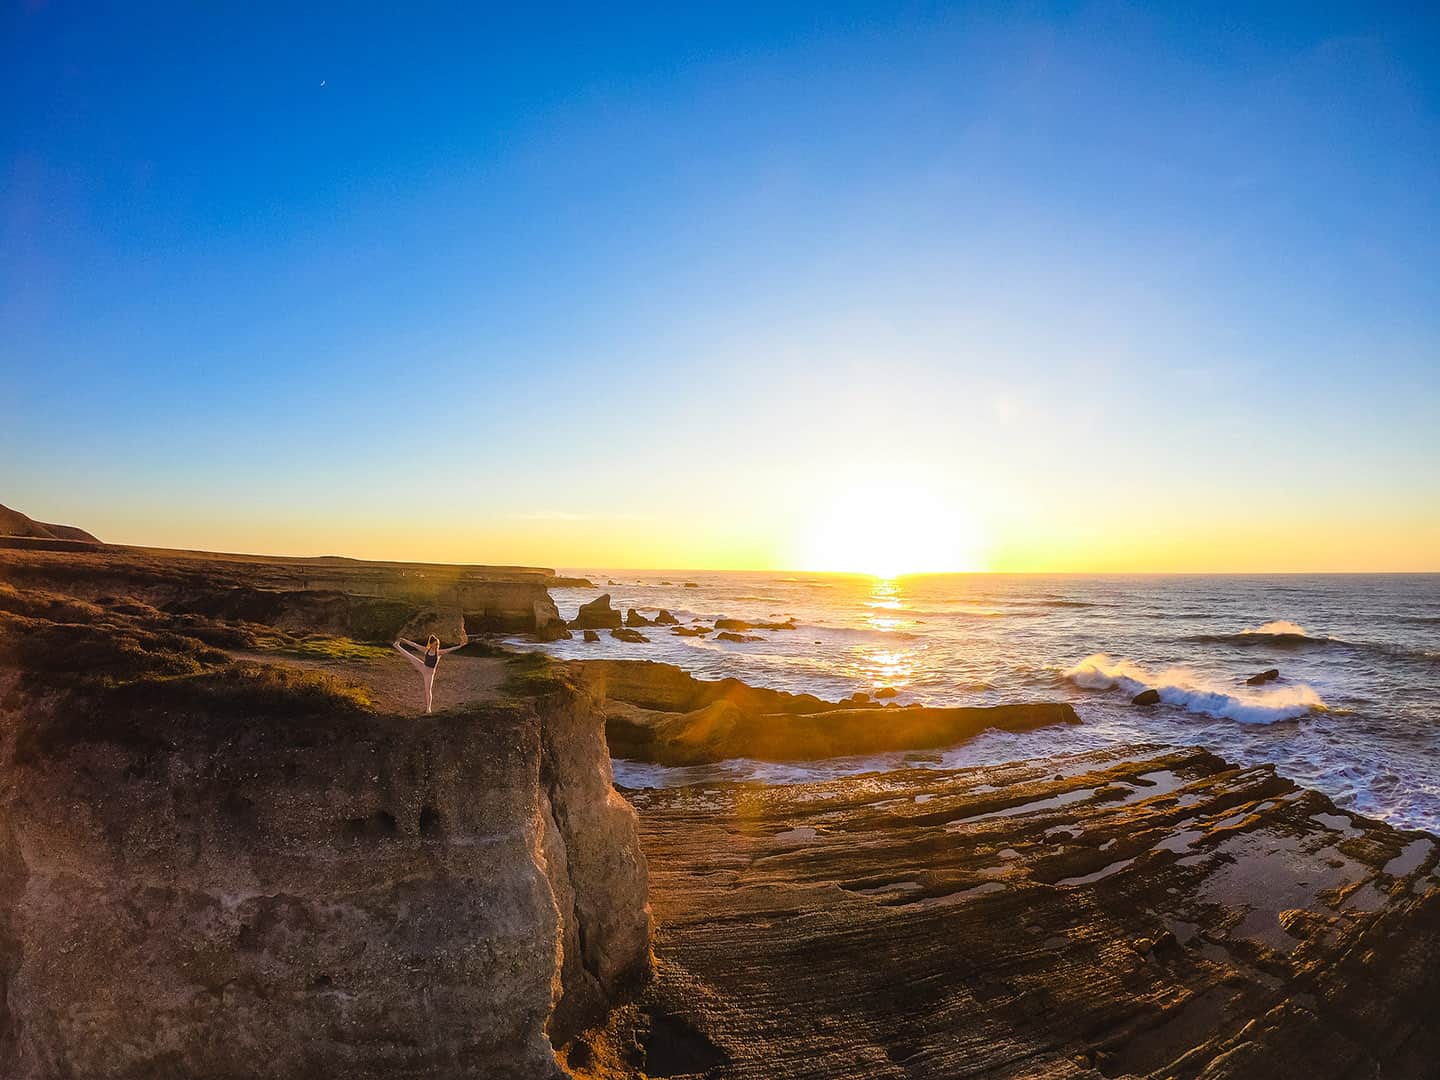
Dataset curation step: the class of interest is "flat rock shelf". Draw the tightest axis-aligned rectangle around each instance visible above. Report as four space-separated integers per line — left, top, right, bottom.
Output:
571 744 1440 1079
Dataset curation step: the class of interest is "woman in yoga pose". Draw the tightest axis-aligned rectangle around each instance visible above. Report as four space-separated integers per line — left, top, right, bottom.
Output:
392 633 468 713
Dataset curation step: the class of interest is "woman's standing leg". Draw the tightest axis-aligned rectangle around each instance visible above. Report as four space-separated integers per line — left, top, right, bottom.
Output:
393 643 429 711
423 668 435 713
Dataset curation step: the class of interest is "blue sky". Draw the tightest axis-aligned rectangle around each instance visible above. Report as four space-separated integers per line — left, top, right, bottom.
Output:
2 2 1437 569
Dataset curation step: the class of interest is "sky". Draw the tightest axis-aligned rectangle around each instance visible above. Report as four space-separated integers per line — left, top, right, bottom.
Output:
2 2 1438 573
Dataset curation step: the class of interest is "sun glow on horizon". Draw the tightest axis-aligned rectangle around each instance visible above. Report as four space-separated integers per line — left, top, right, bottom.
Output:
798 482 987 579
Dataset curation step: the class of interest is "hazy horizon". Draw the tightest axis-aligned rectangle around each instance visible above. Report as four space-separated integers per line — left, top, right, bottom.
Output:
4 4 1438 574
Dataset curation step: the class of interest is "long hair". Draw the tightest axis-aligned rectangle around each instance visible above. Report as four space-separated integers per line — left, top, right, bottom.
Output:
426 635 440 652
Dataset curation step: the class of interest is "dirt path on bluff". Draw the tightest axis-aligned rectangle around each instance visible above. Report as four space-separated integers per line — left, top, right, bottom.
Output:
229 649 508 715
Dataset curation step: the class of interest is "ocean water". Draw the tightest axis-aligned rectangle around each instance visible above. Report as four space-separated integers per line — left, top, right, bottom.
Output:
518 573 1440 834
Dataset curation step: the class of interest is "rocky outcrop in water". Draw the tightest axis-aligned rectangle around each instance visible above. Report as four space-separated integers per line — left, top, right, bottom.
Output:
572 595 623 631
571 660 1078 765
713 617 795 632
582 745 1440 1078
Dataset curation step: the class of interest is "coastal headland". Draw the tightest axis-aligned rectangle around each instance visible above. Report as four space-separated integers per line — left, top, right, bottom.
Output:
0 537 1436 1078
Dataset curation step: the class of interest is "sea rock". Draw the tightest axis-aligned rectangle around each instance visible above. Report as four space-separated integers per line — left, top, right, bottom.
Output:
601 699 1079 766
714 631 762 643
714 617 797 632
577 661 1080 766
672 626 710 637
682 582 699 588
1247 668 1281 685
654 610 680 626
1132 689 1162 706
611 628 650 644
572 660 831 716
851 692 871 704
570 594 623 630
875 687 899 698
583 630 601 643
625 609 655 628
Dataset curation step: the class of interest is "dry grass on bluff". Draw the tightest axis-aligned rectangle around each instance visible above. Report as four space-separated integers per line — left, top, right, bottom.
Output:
0 577 554 768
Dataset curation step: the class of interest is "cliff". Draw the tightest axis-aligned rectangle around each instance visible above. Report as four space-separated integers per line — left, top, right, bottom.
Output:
0 588 650 1078
0 543 570 641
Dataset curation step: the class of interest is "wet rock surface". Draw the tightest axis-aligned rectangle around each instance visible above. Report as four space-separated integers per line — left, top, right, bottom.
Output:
580 745 1440 1078
572 660 1078 766
572 594 624 630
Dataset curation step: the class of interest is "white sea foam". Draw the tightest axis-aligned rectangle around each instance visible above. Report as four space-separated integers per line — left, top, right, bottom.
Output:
1063 653 1325 724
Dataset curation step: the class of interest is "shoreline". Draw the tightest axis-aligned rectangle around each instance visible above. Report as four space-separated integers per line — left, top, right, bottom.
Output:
2 539 1437 1077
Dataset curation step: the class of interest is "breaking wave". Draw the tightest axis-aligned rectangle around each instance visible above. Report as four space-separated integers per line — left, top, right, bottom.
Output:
1245 620 1308 636
1063 653 1325 725
1188 620 1331 647
1188 622 1437 667
802 623 921 642
903 605 1005 618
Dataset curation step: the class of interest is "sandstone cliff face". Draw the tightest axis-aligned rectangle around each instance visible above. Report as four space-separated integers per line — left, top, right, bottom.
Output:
0 668 649 1078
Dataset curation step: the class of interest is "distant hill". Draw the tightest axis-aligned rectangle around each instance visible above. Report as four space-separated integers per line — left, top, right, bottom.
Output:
0 504 100 543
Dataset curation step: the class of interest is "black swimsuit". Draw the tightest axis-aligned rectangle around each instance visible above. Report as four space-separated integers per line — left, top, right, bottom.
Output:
425 651 438 669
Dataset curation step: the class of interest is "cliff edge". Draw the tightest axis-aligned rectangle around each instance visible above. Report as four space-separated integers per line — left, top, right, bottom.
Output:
0 588 650 1078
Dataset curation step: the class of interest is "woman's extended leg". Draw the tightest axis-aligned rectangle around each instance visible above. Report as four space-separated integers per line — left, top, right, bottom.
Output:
392 642 426 671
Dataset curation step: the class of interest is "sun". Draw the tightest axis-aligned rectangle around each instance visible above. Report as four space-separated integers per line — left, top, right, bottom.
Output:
798 483 986 577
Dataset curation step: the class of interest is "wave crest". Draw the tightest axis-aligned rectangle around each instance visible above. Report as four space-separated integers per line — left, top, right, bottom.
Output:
1063 653 1325 725
1244 620 1309 637
1189 620 1328 647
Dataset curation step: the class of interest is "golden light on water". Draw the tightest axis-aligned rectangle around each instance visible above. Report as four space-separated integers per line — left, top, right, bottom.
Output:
854 578 916 689
799 481 985 578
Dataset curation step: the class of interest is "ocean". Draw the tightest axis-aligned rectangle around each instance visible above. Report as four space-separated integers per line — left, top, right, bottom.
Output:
518 572 1440 834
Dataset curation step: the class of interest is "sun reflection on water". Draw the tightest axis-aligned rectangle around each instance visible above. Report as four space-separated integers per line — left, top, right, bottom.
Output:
856 579 916 686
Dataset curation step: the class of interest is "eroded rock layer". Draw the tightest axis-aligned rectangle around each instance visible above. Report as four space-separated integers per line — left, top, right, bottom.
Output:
578 746 1440 1079
571 660 1079 765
